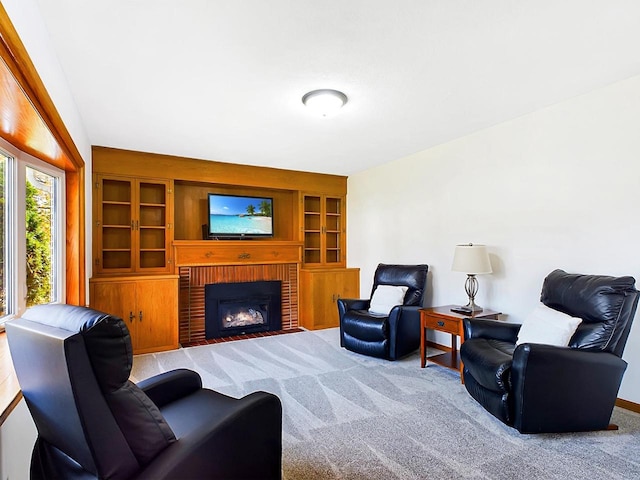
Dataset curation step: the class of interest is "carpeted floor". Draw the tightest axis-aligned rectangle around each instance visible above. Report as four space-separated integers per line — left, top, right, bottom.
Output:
131 328 640 479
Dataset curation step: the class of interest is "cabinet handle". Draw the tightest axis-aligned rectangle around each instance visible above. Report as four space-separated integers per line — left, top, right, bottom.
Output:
437 321 445 327
129 312 135 322
131 220 135 230
139 311 143 322
136 220 139 230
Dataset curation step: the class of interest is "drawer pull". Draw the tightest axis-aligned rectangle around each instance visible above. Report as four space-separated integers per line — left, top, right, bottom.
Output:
437 321 445 327
238 252 251 259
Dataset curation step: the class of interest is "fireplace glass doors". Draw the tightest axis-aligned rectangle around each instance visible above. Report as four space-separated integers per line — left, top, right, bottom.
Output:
205 280 282 339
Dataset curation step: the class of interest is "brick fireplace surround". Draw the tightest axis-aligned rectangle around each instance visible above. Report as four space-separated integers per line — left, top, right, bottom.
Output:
178 264 299 345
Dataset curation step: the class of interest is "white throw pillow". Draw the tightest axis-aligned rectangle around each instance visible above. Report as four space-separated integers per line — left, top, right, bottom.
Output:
516 303 582 347
368 285 409 315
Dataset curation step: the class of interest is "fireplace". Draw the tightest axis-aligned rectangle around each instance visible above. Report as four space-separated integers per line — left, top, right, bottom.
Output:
205 280 282 339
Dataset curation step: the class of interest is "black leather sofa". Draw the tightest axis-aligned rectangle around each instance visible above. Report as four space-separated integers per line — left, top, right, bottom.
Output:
338 264 428 360
7 304 282 479
460 269 639 433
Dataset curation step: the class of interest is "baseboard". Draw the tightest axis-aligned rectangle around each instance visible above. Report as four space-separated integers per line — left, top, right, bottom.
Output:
616 398 640 413
428 340 640 414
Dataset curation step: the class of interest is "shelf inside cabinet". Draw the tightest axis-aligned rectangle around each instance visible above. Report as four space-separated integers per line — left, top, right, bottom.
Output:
102 179 132 203
102 251 132 269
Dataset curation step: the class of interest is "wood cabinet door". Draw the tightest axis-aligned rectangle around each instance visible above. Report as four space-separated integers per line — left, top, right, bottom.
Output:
94 175 173 276
133 278 179 354
135 179 173 274
94 175 136 274
90 277 178 354
321 269 360 328
89 280 138 335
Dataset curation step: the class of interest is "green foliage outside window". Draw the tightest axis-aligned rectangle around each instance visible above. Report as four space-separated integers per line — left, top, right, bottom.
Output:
26 180 52 307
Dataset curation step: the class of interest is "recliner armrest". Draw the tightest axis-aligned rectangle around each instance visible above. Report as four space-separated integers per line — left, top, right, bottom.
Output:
137 369 203 408
388 304 420 318
337 298 370 317
136 390 282 479
463 318 521 342
510 344 627 433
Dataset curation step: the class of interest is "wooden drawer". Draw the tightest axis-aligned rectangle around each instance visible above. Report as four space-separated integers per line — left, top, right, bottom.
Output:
422 314 460 335
173 241 302 266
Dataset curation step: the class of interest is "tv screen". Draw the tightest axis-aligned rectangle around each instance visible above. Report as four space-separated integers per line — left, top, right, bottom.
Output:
207 193 274 238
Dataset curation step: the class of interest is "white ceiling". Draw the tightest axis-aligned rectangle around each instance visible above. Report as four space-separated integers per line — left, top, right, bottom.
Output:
35 0 640 175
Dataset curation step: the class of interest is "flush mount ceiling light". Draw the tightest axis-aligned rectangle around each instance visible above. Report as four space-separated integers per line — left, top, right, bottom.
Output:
302 89 348 117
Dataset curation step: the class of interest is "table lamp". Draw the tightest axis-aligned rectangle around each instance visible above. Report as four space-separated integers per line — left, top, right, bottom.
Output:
451 243 492 313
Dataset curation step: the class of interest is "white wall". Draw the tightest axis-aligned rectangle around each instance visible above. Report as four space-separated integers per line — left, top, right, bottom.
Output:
0 400 36 480
348 74 640 403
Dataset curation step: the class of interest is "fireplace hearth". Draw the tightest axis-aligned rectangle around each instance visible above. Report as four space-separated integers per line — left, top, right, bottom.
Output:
205 280 282 339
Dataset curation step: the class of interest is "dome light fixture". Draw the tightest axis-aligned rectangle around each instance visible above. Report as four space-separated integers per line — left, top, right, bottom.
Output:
302 89 348 117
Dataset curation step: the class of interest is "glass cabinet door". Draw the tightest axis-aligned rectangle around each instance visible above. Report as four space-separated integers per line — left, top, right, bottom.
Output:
95 175 172 274
302 194 345 266
97 176 134 272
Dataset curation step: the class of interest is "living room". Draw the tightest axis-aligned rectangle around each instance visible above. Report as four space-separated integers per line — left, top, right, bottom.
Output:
1 1 640 479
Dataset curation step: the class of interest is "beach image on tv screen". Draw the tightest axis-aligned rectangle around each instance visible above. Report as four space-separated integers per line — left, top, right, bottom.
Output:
209 196 273 235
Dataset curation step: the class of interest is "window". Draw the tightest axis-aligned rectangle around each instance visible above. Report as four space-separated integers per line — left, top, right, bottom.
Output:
0 153 7 317
0 139 65 322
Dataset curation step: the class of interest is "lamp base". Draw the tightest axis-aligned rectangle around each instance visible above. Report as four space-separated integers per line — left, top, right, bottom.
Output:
455 274 484 314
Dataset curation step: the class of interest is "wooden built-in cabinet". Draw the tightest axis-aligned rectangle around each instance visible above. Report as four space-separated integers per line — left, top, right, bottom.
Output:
299 268 360 330
91 146 355 352
89 276 179 354
302 194 345 266
94 174 173 274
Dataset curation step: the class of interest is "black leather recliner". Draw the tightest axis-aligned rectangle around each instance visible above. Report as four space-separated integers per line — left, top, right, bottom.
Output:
337 264 428 360
6 304 282 479
460 269 639 434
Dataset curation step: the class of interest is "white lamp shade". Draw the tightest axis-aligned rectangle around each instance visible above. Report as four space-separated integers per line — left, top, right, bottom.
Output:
452 244 492 274
302 89 347 117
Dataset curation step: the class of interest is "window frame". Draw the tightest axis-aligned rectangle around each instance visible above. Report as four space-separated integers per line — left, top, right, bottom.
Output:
0 137 66 322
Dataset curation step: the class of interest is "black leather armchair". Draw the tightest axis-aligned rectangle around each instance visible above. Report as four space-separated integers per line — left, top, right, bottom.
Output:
337 264 428 360
460 269 639 434
6 304 282 479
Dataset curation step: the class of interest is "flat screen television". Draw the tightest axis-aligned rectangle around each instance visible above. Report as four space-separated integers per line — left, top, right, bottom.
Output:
206 193 274 238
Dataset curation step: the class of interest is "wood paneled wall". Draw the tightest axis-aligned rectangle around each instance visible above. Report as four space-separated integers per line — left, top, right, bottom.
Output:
174 182 296 241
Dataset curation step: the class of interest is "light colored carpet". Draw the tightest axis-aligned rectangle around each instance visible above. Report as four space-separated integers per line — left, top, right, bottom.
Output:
131 328 640 479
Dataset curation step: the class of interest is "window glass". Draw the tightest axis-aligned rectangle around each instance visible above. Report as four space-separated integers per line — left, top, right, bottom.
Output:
0 140 64 321
25 166 57 307
0 154 6 316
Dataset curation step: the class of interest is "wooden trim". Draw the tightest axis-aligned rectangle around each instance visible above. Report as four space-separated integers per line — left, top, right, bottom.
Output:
0 4 84 171
92 146 348 195
65 169 86 305
616 398 640 414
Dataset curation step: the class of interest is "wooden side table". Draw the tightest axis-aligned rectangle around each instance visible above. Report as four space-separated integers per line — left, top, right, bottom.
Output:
420 305 501 379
